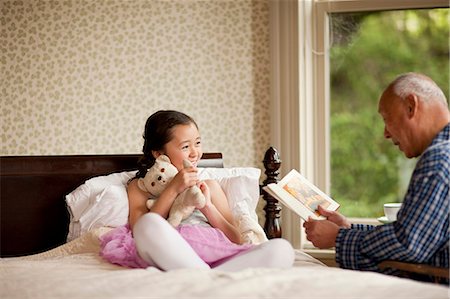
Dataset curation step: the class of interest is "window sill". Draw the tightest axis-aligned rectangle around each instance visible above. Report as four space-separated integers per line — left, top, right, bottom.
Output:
348 217 382 226
304 248 337 267
301 217 380 267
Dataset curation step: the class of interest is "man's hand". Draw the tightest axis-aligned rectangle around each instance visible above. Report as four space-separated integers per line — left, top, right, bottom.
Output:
303 218 339 248
316 205 351 228
302 205 351 249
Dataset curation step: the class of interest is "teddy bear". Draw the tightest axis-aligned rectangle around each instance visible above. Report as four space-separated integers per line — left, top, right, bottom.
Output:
137 155 206 227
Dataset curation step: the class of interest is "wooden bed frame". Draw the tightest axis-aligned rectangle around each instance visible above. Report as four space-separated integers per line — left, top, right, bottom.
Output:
1 147 283 257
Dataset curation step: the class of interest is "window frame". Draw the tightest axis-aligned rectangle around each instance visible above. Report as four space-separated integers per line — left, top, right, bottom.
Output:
313 0 449 196
269 0 449 249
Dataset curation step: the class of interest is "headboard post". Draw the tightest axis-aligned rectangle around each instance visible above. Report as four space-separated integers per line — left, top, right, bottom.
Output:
261 146 282 239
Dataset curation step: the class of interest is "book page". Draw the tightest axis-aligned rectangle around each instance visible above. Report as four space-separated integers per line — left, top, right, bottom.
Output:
263 184 313 220
283 176 330 217
280 169 339 212
264 169 339 220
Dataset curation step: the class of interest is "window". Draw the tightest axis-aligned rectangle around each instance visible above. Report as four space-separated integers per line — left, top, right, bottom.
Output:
329 8 449 218
269 0 449 249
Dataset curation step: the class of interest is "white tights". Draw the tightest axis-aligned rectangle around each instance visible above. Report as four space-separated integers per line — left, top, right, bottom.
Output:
133 213 295 271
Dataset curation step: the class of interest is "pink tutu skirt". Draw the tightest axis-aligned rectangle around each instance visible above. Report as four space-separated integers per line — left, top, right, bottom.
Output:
99 225 149 268
99 224 254 268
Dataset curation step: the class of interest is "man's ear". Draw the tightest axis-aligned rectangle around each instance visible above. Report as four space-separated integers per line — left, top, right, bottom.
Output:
405 94 418 119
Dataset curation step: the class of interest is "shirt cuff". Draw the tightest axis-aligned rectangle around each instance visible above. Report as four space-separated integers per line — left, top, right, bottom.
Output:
350 223 375 231
335 227 363 269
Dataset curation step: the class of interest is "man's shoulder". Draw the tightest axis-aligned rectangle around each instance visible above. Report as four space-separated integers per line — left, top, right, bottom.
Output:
414 143 449 179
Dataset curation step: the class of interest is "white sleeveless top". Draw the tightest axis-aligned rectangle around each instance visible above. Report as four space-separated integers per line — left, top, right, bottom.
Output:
180 209 210 227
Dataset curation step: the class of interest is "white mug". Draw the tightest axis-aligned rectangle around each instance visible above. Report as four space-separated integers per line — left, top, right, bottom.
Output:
384 203 402 221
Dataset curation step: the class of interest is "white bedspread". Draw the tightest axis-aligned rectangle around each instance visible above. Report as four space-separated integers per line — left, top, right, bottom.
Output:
1 229 448 299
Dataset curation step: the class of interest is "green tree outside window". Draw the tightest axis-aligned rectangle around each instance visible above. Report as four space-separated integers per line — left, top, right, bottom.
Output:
330 8 449 218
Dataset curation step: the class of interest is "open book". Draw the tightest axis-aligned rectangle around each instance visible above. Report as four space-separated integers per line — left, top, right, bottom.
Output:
263 169 340 221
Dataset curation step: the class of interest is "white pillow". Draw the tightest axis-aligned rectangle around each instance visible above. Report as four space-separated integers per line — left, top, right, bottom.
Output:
79 185 129 233
66 171 136 242
216 176 260 222
198 167 261 181
198 166 261 220
65 167 265 243
215 175 268 244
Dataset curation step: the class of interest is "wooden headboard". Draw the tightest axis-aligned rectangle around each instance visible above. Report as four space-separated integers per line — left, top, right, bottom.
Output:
1 148 282 257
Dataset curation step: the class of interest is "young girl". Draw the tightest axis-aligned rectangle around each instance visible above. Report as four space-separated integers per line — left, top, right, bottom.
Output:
100 110 295 271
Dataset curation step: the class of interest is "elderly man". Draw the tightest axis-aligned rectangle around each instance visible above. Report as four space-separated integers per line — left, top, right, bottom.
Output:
303 72 449 283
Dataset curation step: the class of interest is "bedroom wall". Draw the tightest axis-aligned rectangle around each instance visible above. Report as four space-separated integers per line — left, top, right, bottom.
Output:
1 0 270 168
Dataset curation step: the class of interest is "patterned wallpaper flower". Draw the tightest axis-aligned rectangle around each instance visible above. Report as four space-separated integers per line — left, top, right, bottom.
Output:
1 0 271 169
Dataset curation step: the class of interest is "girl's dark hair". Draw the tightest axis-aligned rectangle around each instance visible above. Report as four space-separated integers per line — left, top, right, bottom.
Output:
136 110 198 178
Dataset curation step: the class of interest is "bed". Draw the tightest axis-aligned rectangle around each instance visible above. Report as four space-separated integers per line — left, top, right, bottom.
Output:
1 148 448 298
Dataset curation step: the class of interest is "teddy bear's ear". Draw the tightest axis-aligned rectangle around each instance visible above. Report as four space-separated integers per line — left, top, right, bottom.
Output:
137 178 147 192
158 155 171 163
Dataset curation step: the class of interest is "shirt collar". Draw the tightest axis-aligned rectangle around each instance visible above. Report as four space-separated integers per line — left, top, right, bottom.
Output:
429 122 450 148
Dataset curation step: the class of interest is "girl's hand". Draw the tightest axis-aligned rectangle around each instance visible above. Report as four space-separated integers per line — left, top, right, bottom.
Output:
197 180 242 244
168 166 199 194
150 166 200 219
197 181 212 208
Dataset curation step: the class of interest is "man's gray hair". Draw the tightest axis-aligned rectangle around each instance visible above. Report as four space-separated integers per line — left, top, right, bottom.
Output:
391 72 447 105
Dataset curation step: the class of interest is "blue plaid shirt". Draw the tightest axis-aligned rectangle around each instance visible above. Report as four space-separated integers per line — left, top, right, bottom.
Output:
335 123 450 280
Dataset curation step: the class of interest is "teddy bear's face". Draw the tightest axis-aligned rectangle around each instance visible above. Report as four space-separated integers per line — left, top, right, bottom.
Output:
138 155 178 196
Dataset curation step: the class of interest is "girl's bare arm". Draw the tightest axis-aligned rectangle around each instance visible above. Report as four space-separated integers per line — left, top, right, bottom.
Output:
200 180 242 244
127 179 150 230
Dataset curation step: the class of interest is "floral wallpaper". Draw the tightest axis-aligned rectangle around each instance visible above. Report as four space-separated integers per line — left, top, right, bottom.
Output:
1 0 271 169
